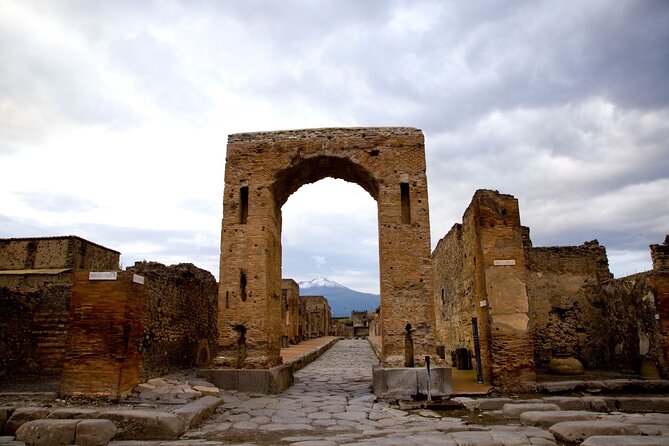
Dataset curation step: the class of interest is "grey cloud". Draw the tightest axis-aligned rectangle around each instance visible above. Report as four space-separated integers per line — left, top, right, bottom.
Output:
16 192 97 213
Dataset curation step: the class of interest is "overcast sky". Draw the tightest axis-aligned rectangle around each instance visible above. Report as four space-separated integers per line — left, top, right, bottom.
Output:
1 1 667 294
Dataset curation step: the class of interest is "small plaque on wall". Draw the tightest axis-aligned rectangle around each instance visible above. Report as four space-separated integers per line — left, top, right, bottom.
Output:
493 259 516 266
133 274 145 285
89 271 117 281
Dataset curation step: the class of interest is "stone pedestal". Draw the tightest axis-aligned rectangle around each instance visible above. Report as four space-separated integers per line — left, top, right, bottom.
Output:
372 366 452 400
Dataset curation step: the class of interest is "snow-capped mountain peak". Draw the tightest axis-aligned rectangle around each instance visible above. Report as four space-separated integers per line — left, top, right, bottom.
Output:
298 277 345 289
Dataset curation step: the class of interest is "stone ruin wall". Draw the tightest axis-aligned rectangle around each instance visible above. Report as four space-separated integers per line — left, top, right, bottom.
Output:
434 190 669 387
281 279 301 346
432 223 475 365
527 240 668 376
127 261 218 381
302 295 331 339
0 236 120 378
525 242 614 369
0 236 120 271
433 190 536 390
0 273 71 376
60 271 146 398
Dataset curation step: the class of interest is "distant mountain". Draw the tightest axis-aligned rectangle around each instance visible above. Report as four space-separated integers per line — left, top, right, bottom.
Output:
298 277 379 317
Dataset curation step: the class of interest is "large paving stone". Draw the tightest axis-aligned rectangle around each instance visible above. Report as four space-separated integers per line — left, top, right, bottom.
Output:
549 420 641 443
172 396 222 429
75 419 117 446
503 403 561 418
581 436 669 446
15 419 77 446
541 396 586 411
3 408 49 435
98 409 185 440
520 410 597 428
616 397 655 413
448 431 502 446
581 397 614 412
46 408 100 419
474 398 515 411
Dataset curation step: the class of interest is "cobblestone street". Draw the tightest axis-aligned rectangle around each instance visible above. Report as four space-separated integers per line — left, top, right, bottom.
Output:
182 339 560 445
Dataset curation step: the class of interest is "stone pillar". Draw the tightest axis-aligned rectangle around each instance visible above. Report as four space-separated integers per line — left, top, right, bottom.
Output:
466 190 536 390
377 162 436 367
60 271 145 398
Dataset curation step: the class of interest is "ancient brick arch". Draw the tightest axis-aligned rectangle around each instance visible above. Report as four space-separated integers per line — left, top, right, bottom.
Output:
217 127 436 369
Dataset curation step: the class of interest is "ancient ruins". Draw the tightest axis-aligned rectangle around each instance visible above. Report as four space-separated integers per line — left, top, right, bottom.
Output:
1 127 669 443
216 127 435 370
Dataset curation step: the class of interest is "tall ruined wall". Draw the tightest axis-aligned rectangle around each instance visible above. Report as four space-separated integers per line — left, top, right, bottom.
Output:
61 271 145 398
0 236 119 270
432 190 535 390
0 273 72 376
601 272 663 373
433 224 477 364
281 279 300 345
127 262 218 380
526 242 613 369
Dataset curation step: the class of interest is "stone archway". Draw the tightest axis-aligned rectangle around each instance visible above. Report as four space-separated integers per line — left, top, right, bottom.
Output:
216 127 436 368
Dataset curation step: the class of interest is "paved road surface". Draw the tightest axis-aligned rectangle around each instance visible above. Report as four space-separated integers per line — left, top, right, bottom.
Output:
183 339 558 445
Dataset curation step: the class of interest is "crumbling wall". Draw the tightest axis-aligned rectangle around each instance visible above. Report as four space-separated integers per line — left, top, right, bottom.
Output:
601 272 662 373
302 295 330 338
0 274 71 376
432 223 477 364
127 261 218 380
526 241 613 369
432 190 535 390
281 279 300 345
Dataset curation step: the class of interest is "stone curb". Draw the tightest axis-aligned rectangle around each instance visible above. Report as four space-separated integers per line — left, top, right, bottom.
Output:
537 379 669 394
287 338 340 373
2 394 224 442
172 396 223 430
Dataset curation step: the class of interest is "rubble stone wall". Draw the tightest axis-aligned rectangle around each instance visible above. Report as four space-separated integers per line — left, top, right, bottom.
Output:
526 242 612 369
127 262 218 380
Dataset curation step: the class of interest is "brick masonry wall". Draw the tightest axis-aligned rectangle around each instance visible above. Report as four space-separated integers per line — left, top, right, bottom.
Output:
61 271 145 398
127 262 218 380
433 224 477 365
0 236 119 270
0 273 72 376
218 127 435 368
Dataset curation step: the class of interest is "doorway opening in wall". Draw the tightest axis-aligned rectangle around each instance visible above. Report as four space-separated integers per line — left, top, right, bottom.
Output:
281 178 381 346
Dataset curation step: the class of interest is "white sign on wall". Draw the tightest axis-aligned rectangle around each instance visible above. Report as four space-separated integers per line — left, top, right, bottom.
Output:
89 271 118 281
493 259 516 266
133 274 145 285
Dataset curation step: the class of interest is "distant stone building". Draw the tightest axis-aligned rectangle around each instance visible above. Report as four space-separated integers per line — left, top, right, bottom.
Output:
432 190 669 390
301 295 331 339
281 279 301 345
351 310 371 338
